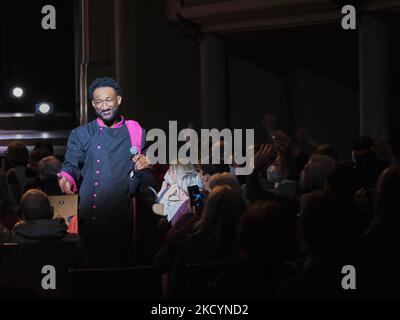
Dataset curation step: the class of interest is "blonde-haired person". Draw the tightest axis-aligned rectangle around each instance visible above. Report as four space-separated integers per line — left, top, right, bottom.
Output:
208 172 241 194
154 162 201 225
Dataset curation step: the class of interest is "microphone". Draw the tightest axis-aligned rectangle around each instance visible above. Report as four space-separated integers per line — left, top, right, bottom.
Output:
130 146 138 157
130 146 139 175
129 146 141 195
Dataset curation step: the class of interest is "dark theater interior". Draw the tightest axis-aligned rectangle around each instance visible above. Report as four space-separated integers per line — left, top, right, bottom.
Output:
1 0 400 304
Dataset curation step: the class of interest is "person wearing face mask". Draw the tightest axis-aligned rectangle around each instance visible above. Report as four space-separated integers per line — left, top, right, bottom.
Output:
265 154 299 198
196 163 231 191
58 77 155 268
245 142 302 202
299 154 336 194
267 163 283 185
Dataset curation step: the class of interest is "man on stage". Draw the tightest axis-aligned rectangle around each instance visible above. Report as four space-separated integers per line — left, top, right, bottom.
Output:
58 77 154 267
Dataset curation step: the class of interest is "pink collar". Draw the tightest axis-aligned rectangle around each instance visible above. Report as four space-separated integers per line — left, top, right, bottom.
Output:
96 115 125 128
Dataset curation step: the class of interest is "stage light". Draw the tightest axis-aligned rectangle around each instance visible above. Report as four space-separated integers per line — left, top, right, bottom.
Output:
11 87 24 98
35 102 54 116
39 103 50 114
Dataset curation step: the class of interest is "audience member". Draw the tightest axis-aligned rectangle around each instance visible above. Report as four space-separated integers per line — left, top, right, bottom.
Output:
169 186 244 298
214 200 297 299
24 155 63 195
5 189 76 244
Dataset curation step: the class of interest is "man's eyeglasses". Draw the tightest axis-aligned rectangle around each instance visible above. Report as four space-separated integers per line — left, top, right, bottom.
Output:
93 97 116 107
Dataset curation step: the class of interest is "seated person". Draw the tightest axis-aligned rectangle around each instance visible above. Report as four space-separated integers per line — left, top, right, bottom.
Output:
0 169 20 230
169 186 244 299
5 189 76 244
25 144 54 178
24 156 63 195
5 141 34 203
154 162 199 225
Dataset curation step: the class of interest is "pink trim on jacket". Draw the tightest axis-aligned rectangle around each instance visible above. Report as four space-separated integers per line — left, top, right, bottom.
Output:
96 116 142 152
59 171 78 193
125 120 142 266
125 120 142 154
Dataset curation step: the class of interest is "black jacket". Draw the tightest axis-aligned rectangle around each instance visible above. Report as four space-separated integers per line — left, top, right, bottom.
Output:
10 218 77 243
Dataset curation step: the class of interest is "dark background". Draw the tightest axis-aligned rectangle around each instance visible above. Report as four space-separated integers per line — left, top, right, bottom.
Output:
0 0 75 113
1 0 399 160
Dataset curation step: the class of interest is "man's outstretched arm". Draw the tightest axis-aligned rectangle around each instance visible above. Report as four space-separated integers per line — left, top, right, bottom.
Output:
59 129 86 194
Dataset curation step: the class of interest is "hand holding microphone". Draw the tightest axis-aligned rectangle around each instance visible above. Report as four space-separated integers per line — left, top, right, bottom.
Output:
131 146 151 171
129 147 151 195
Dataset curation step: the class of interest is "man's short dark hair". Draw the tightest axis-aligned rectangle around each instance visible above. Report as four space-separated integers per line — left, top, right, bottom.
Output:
34 141 54 156
39 156 62 180
6 141 29 166
88 77 123 100
20 189 53 221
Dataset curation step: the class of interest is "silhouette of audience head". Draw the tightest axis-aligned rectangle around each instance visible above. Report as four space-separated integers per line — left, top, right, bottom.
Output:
325 161 359 197
263 112 277 130
20 189 54 221
34 141 54 156
208 172 241 194
29 146 54 175
375 164 400 217
38 156 62 180
6 141 29 167
239 200 296 263
316 144 338 162
193 186 243 251
301 154 335 192
0 169 13 214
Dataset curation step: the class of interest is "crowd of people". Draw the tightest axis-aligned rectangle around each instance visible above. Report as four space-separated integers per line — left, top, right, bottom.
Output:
0 141 74 245
1 111 400 300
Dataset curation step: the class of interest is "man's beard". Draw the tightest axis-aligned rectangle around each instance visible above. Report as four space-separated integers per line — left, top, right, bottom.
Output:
96 107 119 126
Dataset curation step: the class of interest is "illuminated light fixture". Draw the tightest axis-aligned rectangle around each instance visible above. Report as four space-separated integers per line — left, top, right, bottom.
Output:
11 87 24 98
35 102 54 116
39 103 50 114
41 132 50 139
